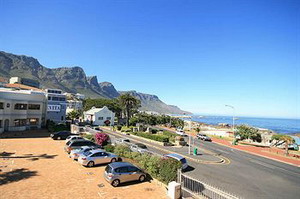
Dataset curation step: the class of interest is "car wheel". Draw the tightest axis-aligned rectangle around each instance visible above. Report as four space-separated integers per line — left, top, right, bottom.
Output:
112 179 120 187
110 158 116 163
87 161 95 167
57 136 61 140
139 175 146 182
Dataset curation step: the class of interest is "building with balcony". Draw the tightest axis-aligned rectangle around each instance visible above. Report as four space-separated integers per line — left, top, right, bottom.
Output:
45 89 67 123
0 88 46 133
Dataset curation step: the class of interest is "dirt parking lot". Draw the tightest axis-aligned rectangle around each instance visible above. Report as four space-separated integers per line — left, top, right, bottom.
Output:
0 135 168 199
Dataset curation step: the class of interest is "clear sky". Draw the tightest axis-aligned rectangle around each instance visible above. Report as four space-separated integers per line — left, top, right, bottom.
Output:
0 0 299 119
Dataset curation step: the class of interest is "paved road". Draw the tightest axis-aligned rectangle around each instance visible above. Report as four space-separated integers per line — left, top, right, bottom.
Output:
104 129 300 198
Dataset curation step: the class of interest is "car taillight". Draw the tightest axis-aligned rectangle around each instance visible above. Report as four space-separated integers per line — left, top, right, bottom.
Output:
108 173 113 178
82 157 86 160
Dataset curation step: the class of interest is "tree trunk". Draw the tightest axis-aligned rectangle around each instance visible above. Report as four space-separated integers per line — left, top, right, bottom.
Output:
285 142 289 156
126 107 130 127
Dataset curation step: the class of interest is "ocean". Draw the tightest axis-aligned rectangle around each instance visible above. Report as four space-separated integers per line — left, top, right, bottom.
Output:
191 116 300 134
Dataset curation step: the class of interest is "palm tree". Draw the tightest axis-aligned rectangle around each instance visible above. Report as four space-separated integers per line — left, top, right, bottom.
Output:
67 110 80 123
118 93 141 127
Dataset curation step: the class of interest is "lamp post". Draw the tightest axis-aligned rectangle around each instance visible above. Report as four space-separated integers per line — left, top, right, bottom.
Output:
225 104 235 136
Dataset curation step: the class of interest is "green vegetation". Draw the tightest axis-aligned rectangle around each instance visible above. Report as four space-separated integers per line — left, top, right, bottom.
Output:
129 112 184 128
235 125 262 142
83 134 95 142
104 144 115 153
113 145 181 184
66 110 81 122
131 132 169 143
271 134 295 156
118 93 141 127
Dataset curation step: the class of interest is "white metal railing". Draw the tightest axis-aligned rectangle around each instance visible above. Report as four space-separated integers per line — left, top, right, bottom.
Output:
177 170 240 199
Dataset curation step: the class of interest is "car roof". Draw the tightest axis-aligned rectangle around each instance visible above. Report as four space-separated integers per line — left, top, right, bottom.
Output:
165 153 185 160
89 149 105 153
109 162 135 168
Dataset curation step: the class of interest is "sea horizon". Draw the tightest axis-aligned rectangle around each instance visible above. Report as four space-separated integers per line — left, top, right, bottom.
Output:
189 115 300 135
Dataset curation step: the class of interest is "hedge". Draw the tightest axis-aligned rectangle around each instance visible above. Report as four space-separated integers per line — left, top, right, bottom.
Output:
113 145 181 184
131 132 169 143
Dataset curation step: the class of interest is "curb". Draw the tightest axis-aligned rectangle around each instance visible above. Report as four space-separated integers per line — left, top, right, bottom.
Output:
103 128 227 165
212 139 300 168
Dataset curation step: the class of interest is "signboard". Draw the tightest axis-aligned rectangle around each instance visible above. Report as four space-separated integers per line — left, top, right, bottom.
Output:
47 105 61 112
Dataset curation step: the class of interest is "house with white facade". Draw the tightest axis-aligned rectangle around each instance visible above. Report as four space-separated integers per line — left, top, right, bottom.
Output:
84 106 115 126
0 88 47 133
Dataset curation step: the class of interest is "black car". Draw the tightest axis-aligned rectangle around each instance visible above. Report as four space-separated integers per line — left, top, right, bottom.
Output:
50 131 74 140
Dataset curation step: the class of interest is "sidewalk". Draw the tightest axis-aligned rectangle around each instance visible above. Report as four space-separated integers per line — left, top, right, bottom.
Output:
212 137 300 167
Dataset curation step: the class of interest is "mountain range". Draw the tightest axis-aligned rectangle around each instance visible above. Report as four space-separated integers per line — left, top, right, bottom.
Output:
0 51 191 115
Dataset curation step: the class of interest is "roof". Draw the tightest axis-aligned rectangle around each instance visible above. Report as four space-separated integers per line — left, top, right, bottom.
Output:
5 83 43 92
84 106 111 115
109 162 134 168
165 153 185 160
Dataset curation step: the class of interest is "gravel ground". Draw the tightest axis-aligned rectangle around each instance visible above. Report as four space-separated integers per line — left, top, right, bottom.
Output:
0 137 168 199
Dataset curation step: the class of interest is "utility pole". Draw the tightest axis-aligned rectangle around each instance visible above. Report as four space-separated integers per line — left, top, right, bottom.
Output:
225 104 235 135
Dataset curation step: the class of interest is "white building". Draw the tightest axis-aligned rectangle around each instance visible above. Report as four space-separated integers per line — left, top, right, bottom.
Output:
0 88 46 133
66 100 83 114
84 106 115 126
45 89 67 123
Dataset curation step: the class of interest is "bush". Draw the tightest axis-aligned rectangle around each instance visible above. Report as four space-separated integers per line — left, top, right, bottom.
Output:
158 158 182 184
133 132 169 143
151 129 158 134
83 134 95 142
95 133 109 146
114 145 131 157
104 144 115 153
116 125 122 131
121 126 132 132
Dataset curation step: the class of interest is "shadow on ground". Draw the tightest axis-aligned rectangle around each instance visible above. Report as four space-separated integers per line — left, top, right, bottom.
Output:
184 165 195 172
0 168 38 186
0 152 57 161
0 129 51 139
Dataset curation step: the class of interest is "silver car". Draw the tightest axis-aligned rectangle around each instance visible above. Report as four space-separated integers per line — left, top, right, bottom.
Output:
104 162 146 187
78 149 119 167
130 143 149 154
69 146 100 160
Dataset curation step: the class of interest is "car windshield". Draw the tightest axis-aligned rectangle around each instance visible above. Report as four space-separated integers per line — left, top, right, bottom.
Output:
180 158 187 164
137 144 147 149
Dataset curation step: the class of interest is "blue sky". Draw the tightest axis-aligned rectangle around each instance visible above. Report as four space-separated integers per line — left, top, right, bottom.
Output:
0 0 299 119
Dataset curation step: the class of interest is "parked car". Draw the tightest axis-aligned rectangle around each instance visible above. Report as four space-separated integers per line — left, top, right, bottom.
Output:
164 153 188 171
114 138 131 146
130 143 148 153
69 146 101 160
65 135 86 143
104 162 146 187
196 134 212 141
50 131 74 140
78 149 119 167
175 129 188 137
64 140 98 153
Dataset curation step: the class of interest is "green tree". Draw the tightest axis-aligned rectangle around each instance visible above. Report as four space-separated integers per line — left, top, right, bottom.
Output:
271 134 295 156
67 110 80 123
118 93 141 127
235 125 261 142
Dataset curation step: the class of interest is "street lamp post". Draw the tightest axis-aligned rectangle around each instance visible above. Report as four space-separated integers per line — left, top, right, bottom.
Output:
225 104 235 136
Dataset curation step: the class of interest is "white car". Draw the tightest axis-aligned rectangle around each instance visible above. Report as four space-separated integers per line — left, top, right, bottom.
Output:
164 153 188 171
78 149 119 167
65 135 86 143
114 138 131 146
69 146 100 160
130 143 149 153
175 130 187 137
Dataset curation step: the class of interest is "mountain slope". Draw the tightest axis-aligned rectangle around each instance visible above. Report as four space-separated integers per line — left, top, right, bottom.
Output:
0 51 191 114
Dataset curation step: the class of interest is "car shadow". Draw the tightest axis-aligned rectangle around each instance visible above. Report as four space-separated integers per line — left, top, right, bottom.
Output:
183 165 195 172
0 152 57 161
0 129 51 139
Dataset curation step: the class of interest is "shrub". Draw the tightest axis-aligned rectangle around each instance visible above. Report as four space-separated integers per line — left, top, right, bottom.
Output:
104 144 115 153
121 126 132 132
114 145 131 157
151 129 158 134
117 125 122 131
133 132 169 143
95 133 109 146
83 134 95 142
158 158 182 184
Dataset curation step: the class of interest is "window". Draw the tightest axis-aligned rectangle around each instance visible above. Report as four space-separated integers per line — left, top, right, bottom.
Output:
48 96 51 100
106 117 111 120
6 103 10 108
0 120 2 128
14 103 27 110
14 119 27 126
116 167 128 173
128 166 139 172
0 102 3 109
52 97 59 101
28 104 40 110
28 118 39 125
61 116 64 121
59 97 66 101
98 117 104 120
